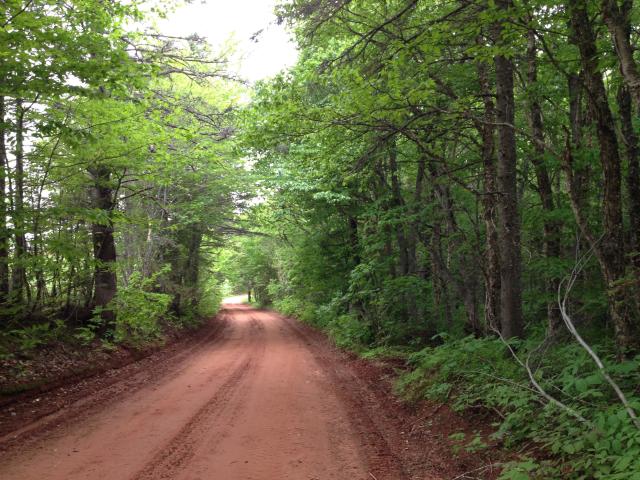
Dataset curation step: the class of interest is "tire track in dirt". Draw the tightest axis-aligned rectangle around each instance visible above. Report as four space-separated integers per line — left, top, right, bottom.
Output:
132 357 254 479
132 314 267 480
169 308 372 480
0 305 408 480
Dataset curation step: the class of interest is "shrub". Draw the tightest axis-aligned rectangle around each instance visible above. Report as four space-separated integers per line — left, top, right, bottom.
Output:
111 271 172 347
273 296 317 323
326 313 372 350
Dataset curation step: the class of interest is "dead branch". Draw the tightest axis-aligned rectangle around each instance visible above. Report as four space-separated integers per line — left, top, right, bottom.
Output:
491 325 591 425
558 236 640 429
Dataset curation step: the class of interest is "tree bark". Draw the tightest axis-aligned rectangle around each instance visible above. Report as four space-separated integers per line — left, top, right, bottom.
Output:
348 215 361 268
494 0 523 338
184 228 202 310
602 0 640 109
405 157 424 278
476 59 502 333
0 97 10 305
12 98 28 305
426 159 480 333
89 165 117 325
618 86 640 260
617 85 640 315
568 0 636 355
388 139 410 276
427 212 453 329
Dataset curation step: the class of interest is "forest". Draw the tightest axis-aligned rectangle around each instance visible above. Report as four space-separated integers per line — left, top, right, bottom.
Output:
2 0 640 479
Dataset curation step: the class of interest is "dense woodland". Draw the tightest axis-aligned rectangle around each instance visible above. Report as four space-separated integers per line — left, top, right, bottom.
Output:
3 0 640 478
0 0 248 346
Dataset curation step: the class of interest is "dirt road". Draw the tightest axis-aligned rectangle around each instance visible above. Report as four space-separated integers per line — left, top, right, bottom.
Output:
0 305 409 480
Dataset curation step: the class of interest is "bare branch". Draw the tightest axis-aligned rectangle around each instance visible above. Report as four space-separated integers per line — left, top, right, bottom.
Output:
558 236 640 429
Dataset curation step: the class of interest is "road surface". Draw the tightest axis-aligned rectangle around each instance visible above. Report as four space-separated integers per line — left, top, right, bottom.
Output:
0 304 406 479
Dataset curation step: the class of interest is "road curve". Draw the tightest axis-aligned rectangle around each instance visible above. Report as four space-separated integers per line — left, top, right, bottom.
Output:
0 305 403 480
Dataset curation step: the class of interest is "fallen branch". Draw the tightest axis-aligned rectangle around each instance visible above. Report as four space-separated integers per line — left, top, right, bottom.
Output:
558 236 640 430
491 325 591 425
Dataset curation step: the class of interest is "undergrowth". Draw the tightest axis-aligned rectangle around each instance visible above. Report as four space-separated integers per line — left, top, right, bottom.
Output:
1 272 222 361
397 335 640 479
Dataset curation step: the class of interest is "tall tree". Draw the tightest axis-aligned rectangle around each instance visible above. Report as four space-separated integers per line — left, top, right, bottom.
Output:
494 0 524 338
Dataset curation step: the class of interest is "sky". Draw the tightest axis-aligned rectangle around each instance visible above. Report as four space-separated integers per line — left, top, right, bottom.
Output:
157 0 299 82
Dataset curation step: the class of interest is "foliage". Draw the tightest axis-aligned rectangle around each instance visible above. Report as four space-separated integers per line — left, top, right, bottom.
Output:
1 321 66 355
217 0 640 475
6 0 640 476
397 335 640 478
110 270 172 346
0 1 248 354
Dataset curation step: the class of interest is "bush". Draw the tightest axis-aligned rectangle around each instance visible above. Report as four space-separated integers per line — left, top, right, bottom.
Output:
197 280 223 319
326 313 372 350
273 296 317 323
111 271 172 347
274 294 373 351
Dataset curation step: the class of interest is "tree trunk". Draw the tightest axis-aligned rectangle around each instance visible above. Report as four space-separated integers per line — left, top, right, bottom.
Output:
0 97 10 306
603 0 640 276
388 139 410 276
526 30 563 333
387 139 421 323
347 215 366 317
494 0 523 338
567 73 590 203
426 159 479 333
184 228 202 310
568 0 636 355
602 0 640 109
618 84 640 253
89 165 117 325
407 158 425 277
476 59 502 333
617 85 640 311
12 98 28 305
348 215 361 267
427 214 453 329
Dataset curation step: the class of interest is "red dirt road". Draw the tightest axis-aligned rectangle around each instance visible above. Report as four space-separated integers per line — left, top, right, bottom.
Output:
0 305 409 480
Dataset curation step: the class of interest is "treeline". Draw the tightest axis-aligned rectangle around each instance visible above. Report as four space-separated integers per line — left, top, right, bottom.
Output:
0 1 244 345
232 0 640 477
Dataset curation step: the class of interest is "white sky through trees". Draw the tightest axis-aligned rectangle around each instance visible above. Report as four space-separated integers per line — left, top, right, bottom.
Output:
157 0 299 82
